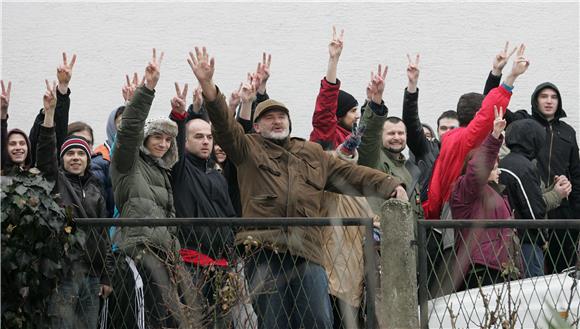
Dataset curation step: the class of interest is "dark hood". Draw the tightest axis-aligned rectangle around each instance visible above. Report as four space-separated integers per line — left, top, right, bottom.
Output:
5 129 33 170
531 82 566 123
505 119 546 159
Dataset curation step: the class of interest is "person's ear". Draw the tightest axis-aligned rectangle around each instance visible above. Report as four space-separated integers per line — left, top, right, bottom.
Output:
253 122 260 133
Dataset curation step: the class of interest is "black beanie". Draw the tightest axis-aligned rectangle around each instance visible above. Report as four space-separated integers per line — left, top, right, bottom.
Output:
456 92 484 127
337 90 358 118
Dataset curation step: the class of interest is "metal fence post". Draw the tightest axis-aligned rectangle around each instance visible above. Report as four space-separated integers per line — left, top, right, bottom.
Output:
364 219 377 329
417 221 429 329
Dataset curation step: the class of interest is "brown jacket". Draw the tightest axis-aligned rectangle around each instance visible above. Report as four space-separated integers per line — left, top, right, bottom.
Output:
205 88 402 266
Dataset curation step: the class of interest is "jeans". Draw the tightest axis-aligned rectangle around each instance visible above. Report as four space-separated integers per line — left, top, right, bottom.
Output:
521 243 545 278
48 274 101 329
245 249 333 329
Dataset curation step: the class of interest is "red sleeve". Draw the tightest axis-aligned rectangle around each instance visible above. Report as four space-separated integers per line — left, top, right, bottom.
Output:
462 86 512 153
309 78 340 144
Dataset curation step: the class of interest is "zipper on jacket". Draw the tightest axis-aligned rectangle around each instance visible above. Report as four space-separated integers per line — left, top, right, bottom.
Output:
547 123 554 185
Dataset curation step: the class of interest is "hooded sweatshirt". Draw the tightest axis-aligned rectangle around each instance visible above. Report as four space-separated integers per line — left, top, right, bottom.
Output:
503 82 580 218
499 119 560 245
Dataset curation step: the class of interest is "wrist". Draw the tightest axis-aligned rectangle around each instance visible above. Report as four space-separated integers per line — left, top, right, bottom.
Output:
503 74 516 88
407 83 417 93
491 68 502 77
57 83 69 94
371 95 383 105
257 84 267 94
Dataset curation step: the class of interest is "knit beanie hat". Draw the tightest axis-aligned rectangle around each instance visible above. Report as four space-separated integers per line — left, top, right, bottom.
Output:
336 90 358 118
60 135 92 164
456 92 484 127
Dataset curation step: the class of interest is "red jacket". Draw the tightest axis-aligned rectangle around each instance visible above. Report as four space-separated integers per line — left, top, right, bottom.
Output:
309 78 350 148
423 85 512 219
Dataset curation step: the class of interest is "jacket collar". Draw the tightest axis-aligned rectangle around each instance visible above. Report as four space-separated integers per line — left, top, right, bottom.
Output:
382 148 406 166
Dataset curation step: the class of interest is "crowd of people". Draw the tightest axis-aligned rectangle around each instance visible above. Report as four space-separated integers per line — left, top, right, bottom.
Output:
1 27 579 329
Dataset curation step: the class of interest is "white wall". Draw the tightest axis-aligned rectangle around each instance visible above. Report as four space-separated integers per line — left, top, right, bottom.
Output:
1 1 578 145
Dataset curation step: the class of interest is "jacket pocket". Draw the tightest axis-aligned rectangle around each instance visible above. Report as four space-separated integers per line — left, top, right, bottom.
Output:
258 164 282 177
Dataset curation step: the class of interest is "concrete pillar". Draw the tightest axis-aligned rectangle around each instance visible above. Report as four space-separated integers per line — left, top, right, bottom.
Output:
378 199 419 329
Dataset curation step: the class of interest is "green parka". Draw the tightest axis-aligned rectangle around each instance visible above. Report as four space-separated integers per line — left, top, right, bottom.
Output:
358 101 424 220
111 86 178 253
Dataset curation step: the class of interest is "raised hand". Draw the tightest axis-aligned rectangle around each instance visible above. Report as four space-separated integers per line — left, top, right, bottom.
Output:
56 52 76 94
192 85 203 113
144 48 164 91
122 73 143 103
1 80 12 119
228 83 242 114
240 73 260 104
188 47 215 85
492 105 506 139
171 82 188 114
492 41 517 76
188 47 217 101
256 52 272 94
42 80 57 127
328 26 344 60
504 44 530 87
406 53 420 93
368 64 388 105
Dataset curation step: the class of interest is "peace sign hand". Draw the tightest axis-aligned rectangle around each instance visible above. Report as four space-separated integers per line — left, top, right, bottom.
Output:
144 48 164 91
510 44 530 78
492 41 517 76
171 82 188 114
228 83 242 115
57 52 76 93
368 64 388 104
256 52 272 93
43 80 57 114
406 53 420 92
329 26 344 60
122 73 143 104
492 105 506 139
1 80 12 119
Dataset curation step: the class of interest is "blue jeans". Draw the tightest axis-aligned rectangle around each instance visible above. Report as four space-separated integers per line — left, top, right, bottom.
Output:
521 243 545 278
245 249 333 329
48 274 100 329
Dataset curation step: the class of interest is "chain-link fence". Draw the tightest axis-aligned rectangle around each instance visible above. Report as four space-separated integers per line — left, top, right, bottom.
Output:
72 217 378 329
417 219 580 329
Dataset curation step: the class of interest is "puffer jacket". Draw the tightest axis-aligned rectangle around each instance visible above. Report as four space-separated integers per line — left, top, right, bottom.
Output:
309 78 351 149
36 125 112 285
111 86 178 253
205 87 402 266
358 100 423 220
423 86 513 219
451 134 517 275
499 119 561 245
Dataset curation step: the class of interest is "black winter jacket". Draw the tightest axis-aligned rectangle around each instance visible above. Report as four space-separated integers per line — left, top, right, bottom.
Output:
402 88 440 201
29 88 71 167
36 125 113 284
484 76 580 219
170 113 235 260
499 119 548 245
